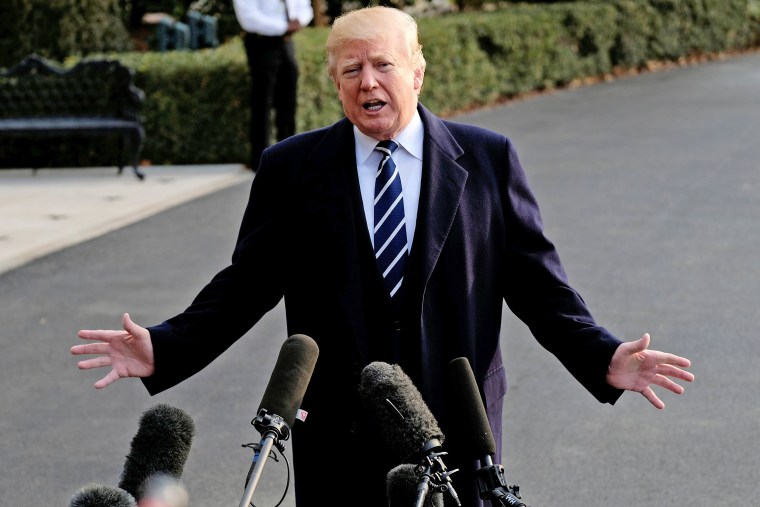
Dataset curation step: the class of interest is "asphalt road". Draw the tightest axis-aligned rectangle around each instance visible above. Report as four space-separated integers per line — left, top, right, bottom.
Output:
2 50 759 507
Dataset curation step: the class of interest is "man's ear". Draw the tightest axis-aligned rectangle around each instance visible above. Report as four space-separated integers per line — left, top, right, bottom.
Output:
332 74 343 99
413 66 424 94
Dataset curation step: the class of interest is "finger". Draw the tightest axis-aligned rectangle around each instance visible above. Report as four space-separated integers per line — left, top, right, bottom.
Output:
77 356 112 370
641 386 665 410
666 355 691 368
122 313 147 340
77 329 125 342
94 369 120 389
652 374 685 395
122 312 141 333
626 333 650 353
648 350 692 369
71 343 111 356
657 364 695 382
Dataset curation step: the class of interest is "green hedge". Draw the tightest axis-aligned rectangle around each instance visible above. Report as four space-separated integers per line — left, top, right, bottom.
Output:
115 41 252 165
3 0 759 167
0 0 132 68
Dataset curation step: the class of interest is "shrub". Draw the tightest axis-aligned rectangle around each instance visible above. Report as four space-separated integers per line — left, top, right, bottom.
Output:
0 0 132 68
3 0 759 166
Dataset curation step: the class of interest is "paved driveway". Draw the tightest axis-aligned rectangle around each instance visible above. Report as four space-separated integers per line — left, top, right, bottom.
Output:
1 51 758 507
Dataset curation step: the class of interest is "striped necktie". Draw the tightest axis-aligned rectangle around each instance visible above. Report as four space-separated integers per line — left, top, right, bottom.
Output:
373 140 408 298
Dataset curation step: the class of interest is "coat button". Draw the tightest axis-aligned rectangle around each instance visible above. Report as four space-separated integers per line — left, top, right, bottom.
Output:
393 320 402 332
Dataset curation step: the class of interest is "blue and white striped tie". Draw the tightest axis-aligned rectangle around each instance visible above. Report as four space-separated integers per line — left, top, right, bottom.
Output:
373 140 408 298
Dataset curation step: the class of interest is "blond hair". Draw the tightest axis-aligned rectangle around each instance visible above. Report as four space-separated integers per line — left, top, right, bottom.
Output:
326 6 426 79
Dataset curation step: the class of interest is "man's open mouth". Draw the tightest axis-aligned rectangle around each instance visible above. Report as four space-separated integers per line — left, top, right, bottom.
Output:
363 100 386 111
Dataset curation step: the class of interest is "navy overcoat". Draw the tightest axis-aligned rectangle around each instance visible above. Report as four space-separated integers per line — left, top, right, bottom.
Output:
144 104 623 506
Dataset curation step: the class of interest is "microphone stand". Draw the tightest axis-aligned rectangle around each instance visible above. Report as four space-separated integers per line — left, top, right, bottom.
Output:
238 409 290 507
475 455 528 507
381 398 462 507
413 438 461 507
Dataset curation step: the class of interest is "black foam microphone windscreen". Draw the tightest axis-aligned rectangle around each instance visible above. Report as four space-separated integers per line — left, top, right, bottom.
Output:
359 361 443 461
118 404 195 500
69 484 136 507
386 464 444 507
257 334 319 428
449 357 497 458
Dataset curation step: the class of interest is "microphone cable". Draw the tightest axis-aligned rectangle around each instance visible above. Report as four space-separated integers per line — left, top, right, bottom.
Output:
240 441 291 507
238 334 318 507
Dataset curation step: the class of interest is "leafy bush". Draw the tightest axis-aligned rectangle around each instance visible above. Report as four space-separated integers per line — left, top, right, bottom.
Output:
0 0 132 68
3 0 759 167
131 0 759 164
115 40 251 164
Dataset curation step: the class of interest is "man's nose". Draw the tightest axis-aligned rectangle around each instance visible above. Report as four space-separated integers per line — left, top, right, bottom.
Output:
359 67 378 90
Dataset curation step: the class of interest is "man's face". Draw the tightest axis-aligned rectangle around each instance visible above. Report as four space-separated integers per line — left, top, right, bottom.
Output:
332 35 424 140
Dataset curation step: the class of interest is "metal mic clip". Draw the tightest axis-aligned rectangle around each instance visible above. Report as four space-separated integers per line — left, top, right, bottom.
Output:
384 398 462 507
475 456 527 507
252 408 291 443
415 442 461 507
239 409 291 507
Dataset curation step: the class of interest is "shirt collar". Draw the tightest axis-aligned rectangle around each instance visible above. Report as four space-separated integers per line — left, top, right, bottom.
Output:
354 110 424 165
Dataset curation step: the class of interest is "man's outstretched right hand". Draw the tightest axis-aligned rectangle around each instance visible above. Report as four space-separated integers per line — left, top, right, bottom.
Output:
72 313 155 389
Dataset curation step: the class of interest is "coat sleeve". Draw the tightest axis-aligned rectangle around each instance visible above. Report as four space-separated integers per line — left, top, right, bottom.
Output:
499 137 624 404
142 150 290 395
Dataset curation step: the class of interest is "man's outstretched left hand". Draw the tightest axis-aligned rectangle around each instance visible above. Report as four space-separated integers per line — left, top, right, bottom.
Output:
606 333 694 409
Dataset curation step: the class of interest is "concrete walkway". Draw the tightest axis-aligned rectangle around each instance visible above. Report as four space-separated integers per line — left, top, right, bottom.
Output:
0 164 253 275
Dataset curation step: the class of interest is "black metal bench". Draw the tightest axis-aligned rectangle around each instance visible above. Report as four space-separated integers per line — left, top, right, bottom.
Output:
0 54 146 179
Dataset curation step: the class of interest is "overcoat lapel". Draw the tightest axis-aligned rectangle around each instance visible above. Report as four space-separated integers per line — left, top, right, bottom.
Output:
405 105 469 318
299 106 470 366
299 118 380 363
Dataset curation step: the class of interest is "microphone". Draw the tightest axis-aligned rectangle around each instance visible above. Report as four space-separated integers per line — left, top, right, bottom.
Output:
69 484 136 507
239 334 319 507
118 404 195 502
387 464 443 507
360 361 460 507
448 357 496 458
255 333 320 432
448 357 527 507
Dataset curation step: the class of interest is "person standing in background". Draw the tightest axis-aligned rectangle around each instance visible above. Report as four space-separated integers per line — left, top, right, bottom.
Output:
233 0 313 170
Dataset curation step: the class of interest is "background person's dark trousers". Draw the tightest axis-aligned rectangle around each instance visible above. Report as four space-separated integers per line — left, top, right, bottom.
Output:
244 32 299 170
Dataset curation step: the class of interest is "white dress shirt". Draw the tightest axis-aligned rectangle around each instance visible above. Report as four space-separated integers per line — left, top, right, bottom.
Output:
354 110 424 253
232 0 313 36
